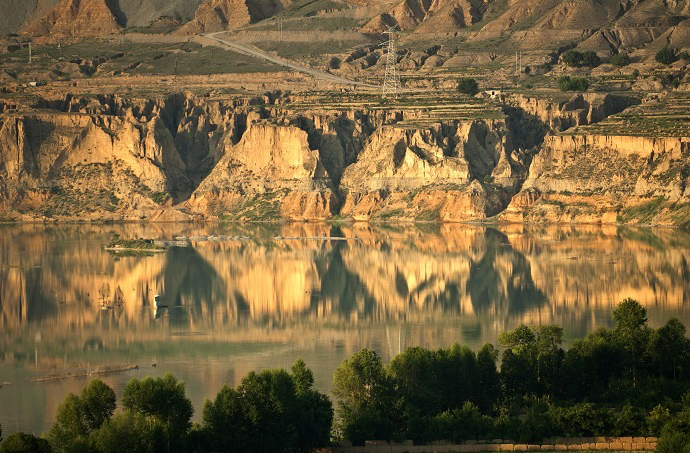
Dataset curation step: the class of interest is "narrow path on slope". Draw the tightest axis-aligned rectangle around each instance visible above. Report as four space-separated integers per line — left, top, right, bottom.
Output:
202 31 380 89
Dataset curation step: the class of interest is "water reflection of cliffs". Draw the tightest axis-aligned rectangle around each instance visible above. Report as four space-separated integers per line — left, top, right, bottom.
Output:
2 224 690 341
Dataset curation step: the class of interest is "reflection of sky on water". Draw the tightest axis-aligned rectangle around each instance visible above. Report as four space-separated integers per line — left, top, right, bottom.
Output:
1 223 690 435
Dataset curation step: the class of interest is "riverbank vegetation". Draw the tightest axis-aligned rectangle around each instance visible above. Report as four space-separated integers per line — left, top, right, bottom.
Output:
1 299 689 453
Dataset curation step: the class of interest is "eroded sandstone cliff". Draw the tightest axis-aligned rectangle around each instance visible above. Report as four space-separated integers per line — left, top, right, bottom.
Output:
0 90 688 226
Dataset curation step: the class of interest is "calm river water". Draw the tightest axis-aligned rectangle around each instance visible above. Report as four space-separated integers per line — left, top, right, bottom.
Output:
1 223 689 435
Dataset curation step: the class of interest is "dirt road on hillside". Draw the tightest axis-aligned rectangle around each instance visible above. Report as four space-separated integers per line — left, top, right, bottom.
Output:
202 31 379 89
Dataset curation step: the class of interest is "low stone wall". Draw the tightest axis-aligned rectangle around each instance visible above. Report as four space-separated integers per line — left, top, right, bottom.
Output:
329 437 658 452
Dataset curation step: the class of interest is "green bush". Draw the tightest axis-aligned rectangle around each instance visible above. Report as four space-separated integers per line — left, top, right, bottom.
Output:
562 50 600 67
0 433 52 453
610 52 631 67
557 76 590 92
656 46 678 65
457 78 479 95
679 51 690 61
582 50 601 67
562 50 583 67
657 428 690 453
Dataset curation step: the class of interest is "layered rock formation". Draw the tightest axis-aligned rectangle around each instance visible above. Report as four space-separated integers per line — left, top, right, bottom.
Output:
177 0 286 33
187 122 337 221
0 90 688 226
501 133 690 226
339 122 513 221
21 0 123 38
363 0 488 33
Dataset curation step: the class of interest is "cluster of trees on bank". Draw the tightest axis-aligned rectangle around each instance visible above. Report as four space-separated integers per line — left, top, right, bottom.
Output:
1 299 690 453
332 299 690 451
0 361 331 453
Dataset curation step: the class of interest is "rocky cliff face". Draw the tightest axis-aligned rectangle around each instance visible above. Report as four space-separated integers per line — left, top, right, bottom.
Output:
177 0 286 33
21 0 122 38
363 0 488 33
0 91 688 226
501 133 690 226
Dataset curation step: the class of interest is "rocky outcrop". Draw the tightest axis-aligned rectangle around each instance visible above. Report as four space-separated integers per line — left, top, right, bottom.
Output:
21 0 122 38
363 0 487 33
0 111 187 220
338 120 516 221
186 122 337 221
501 133 690 226
177 0 286 33
506 93 641 132
0 91 687 226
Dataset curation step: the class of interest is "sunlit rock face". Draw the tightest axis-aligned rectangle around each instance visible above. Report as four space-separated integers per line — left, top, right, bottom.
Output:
185 122 337 221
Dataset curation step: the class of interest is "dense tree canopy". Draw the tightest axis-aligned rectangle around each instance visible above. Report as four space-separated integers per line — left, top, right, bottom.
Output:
123 374 194 433
329 299 690 445
202 359 332 453
49 379 116 452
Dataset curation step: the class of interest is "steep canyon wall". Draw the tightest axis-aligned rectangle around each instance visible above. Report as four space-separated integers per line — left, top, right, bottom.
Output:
0 91 688 225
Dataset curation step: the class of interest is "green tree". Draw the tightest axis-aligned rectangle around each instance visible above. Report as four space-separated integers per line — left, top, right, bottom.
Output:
80 380 116 431
648 317 690 380
389 346 441 416
476 343 500 411
435 344 478 410
610 52 631 66
581 51 601 67
203 361 332 453
557 76 589 92
123 374 193 433
0 433 52 453
49 379 116 452
562 50 583 67
236 369 300 452
647 405 672 436
656 46 678 65
534 325 564 393
613 298 651 386
291 359 314 394
560 328 624 399
499 324 536 356
457 78 479 95
332 349 395 444
291 361 333 452
90 411 166 453
202 385 247 453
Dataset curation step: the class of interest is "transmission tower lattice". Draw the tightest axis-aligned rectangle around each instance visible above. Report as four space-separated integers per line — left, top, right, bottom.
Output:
381 26 400 98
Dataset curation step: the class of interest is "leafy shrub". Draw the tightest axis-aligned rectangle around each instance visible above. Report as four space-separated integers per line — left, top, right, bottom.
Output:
610 52 631 67
557 76 590 91
656 428 690 453
582 51 601 67
561 50 600 67
0 433 52 453
457 78 479 95
656 46 678 65
679 51 690 61
562 50 583 67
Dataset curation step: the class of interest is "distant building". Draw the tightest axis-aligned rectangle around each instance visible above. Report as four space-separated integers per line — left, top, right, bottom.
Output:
484 89 502 99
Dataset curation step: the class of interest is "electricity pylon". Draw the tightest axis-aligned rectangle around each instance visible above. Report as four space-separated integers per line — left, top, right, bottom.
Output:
381 26 400 98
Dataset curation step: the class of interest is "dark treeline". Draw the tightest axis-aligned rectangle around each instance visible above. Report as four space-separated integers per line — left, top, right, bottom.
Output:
332 299 690 453
1 299 690 453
